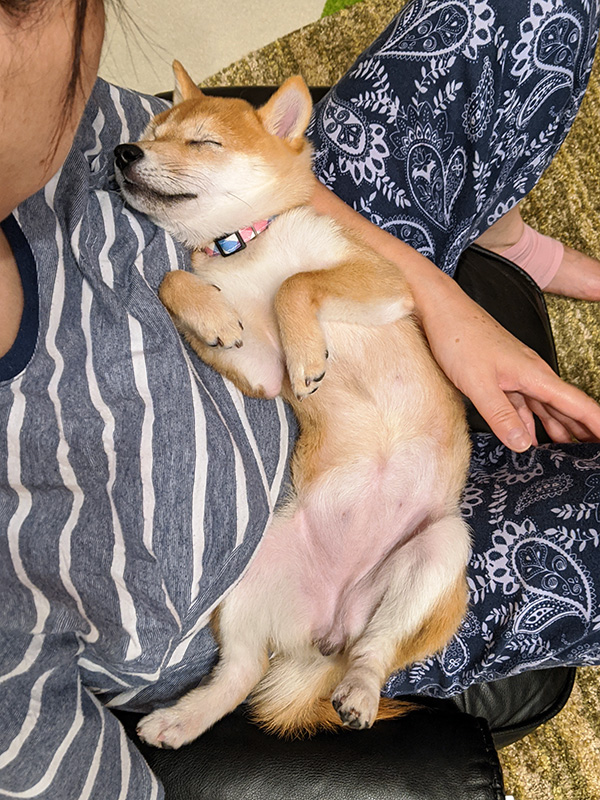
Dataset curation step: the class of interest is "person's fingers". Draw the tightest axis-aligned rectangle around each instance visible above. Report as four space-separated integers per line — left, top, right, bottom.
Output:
469 384 532 451
529 400 599 443
527 399 575 443
506 391 538 447
512 369 600 439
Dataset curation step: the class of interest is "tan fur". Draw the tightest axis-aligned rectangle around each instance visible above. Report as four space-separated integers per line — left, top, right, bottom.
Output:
247 573 466 738
248 650 421 739
118 64 472 749
394 572 470 669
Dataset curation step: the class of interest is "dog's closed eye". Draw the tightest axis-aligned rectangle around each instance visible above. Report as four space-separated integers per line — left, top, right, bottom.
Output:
188 139 223 148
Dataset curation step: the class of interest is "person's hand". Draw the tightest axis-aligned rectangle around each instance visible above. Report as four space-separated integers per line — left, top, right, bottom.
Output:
420 279 600 450
308 179 600 450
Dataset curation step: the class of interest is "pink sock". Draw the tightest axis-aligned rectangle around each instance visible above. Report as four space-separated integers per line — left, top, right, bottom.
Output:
499 224 564 289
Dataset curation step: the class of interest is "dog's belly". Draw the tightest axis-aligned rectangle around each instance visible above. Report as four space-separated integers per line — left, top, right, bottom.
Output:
249 443 446 653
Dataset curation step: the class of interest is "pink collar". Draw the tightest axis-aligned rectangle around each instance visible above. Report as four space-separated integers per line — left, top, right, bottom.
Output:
202 217 276 257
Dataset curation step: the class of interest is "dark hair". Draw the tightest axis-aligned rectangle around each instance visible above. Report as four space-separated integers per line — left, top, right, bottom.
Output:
1 0 90 120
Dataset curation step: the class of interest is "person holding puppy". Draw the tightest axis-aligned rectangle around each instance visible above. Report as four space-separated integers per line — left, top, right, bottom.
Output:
1 0 600 796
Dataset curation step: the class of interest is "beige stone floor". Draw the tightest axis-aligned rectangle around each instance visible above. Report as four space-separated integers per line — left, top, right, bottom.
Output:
99 0 326 95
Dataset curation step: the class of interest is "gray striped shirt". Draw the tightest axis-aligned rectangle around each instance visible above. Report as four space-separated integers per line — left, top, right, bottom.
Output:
0 79 295 799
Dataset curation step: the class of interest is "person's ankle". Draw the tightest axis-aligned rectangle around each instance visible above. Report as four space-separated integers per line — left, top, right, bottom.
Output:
499 225 563 289
475 207 525 253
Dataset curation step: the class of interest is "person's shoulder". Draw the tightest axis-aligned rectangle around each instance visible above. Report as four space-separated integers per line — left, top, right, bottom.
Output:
91 78 171 138
76 78 170 158
15 79 185 291
52 78 171 214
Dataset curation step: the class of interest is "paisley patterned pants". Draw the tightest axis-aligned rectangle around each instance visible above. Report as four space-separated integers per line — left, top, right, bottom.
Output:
307 0 600 698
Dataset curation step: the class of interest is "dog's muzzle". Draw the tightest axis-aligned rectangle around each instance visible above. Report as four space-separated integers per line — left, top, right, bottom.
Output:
114 144 198 203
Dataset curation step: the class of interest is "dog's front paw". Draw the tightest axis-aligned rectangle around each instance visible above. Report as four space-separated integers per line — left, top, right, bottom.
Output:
287 349 328 401
159 272 244 349
192 296 244 350
331 679 379 730
136 707 201 750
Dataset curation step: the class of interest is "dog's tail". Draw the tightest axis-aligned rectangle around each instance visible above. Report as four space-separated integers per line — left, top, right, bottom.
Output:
248 651 416 738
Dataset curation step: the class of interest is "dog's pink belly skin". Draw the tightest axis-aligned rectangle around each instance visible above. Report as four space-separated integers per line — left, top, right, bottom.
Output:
247 453 443 650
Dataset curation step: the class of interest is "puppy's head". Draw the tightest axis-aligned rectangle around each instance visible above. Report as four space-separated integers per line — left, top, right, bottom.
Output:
114 61 314 248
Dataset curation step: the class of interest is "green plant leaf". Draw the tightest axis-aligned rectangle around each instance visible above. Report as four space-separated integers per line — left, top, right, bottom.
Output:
322 0 364 18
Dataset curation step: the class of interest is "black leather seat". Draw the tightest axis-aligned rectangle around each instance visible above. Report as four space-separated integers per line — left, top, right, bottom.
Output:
115 87 577 799
116 703 506 799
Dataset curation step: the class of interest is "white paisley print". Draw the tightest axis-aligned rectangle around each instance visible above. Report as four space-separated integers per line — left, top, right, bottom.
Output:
307 0 600 699
308 0 599 274
383 440 600 698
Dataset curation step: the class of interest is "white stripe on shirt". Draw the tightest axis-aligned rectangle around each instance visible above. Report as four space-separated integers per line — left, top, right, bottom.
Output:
6 375 50 635
81 279 142 661
223 381 273 545
42 190 99 643
79 691 106 800
0 670 52 769
0 637 44 687
188 364 208 604
271 397 290 507
116 722 132 800
97 191 118 288
0 675 84 798
110 84 130 143
78 658 133 689
84 107 106 173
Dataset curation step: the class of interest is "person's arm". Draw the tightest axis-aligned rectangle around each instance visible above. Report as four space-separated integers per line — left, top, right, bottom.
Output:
0 630 162 800
311 179 600 451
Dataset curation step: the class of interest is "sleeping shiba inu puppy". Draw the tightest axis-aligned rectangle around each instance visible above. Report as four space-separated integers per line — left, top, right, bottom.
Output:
114 62 472 749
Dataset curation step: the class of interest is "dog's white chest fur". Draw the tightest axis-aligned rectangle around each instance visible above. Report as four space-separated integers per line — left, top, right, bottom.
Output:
191 207 412 400
196 207 347 307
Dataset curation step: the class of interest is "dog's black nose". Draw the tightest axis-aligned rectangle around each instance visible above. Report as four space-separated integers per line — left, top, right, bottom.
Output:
114 143 144 172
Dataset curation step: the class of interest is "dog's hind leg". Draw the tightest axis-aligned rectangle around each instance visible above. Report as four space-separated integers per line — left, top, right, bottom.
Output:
136 590 270 749
331 514 470 729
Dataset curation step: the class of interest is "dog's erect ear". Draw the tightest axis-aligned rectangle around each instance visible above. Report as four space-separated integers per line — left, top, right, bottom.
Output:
257 76 313 142
172 60 204 105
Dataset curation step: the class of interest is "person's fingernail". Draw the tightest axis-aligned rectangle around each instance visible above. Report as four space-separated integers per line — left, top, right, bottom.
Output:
507 428 531 451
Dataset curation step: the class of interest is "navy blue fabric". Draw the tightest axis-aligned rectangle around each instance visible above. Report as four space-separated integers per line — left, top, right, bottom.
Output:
308 0 600 698
309 0 599 274
0 216 39 382
385 437 600 697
